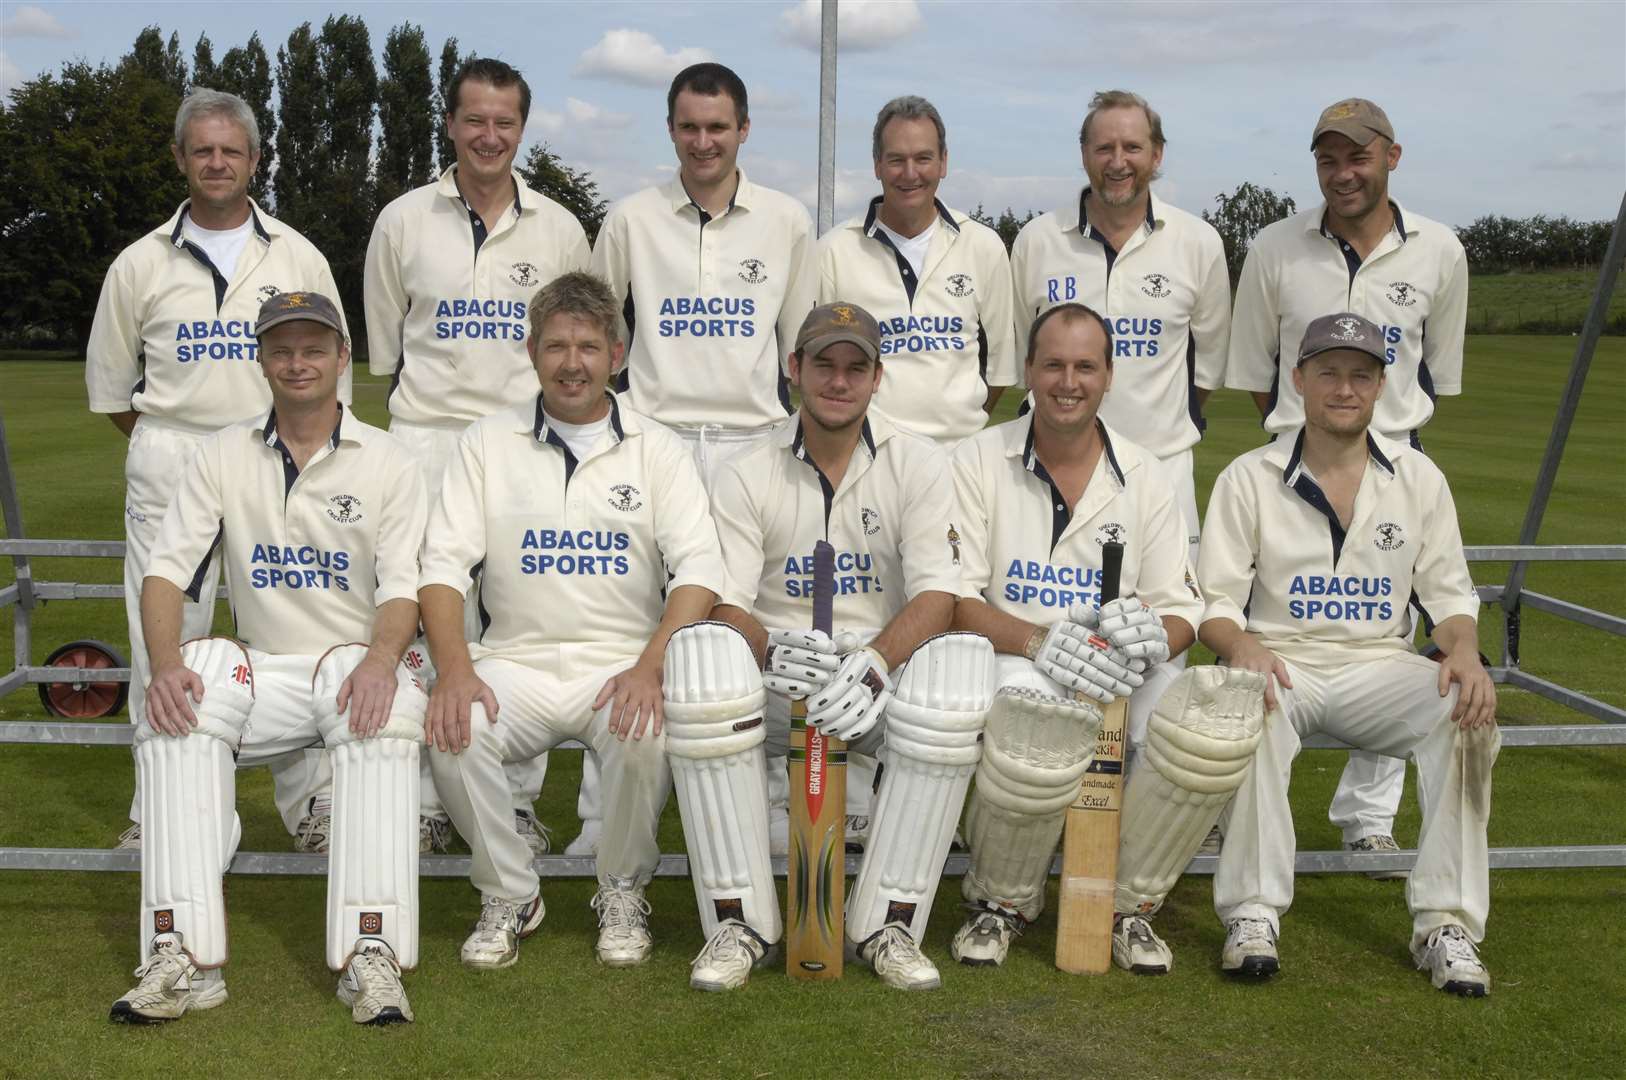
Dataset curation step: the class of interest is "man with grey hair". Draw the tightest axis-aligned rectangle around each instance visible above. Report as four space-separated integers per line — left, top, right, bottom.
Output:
87 87 345 853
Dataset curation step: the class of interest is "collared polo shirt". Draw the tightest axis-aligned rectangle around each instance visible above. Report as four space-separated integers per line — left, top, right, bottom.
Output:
817 198 1018 442
591 170 817 429
1010 189 1231 457
87 200 349 427
710 410 962 633
146 405 425 655
1198 426 1478 666
1226 201 1468 439
364 166 592 425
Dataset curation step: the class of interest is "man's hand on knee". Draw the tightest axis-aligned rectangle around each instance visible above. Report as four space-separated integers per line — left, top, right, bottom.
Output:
336 651 400 739
427 666 497 753
1226 636 1292 712
1438 649 1497 730
594 661 665 741
146 659 204 736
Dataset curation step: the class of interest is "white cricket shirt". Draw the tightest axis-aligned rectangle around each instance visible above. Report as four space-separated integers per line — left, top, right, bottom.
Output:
87 200 349 427
418 392 725 674
364 167 592 426
1226 201 1468 439
952 413 1202 631
1198 427 1479 666
146 405 426 655
591 171 817 430
1010 189 1231 458
710 410 963 634
818 198 1019 442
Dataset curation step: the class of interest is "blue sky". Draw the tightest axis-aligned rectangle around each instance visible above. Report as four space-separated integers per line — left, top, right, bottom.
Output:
4 0 1623 228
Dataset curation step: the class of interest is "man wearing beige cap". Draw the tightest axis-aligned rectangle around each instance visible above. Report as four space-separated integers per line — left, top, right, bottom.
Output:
1225 99 1470 871
1201 311 1496 995
666 301 993 991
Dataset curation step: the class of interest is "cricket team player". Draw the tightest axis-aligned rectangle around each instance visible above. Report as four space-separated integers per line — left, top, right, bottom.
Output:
948 303 1253 973
1011 90 1231 566
1226 98 1471 875
86 88 339 854
1202 312 1497 996
418 272 724 971
585 61 818 857
365 57 591 856
112 290 428 1025
664 301 991 991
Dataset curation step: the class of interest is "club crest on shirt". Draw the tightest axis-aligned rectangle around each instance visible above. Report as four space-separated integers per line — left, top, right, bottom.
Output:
947 523 962 565
945 273 974 298
510 262 540 287
326 494 363 524
608 484 643 512
738 258 767 284
1096 522 1127 546
1141 273 1171 299
256 284 281 303
861 507 881 535
1374 522 1406 551
1386 281 1417 307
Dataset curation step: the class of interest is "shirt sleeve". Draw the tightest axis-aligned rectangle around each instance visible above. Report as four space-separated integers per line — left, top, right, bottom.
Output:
1008 224 1036 386
417 423 488 596
815 230 840 306
146 435 227 600
776 209 819 370
1133 464 1204 635
1409 465 1479 627
85 252 144 414
363 209 407 380
1224 242 1281 393
1195 462 1259 633
647 429 726 596
1420 237 1468 397
710 456 768 614
374 444 429 607
897 440 964 601
949 439 994 600
1190 222 1233 392
589 206 633 347
977 229 1020 389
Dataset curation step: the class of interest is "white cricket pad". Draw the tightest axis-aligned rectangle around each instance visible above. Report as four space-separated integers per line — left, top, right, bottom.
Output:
849 633 994 944
1116 667 1265 914
961 682 1104 922
663 622 780 942
135 637 255 967
314 643 428 970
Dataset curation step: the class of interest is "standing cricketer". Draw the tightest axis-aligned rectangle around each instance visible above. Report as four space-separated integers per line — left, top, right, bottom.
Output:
87 88 339 853
1225 98 1470 875
365 57 591 856
1202 312 1496 996
111 290 428 1026
419 272 724 971
663 301 990 992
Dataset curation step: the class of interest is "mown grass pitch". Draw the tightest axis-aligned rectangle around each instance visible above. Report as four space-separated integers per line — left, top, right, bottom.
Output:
1 337 1622 1078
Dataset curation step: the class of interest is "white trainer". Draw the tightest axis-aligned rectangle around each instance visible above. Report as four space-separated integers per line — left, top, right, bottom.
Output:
690 919 771 991
1112 914 1173 975
591 877 653 967
294 797 332 854
860 924 941 990
1347 833 1409 881
115 824 142 851
844 814 871 853
419 815 453 855
1198 825 1223 856
461 892 545 970
950 904 1025 967
109 934 227 1024
336 938 413 1024
1412 924 1490 997
768 804 790 857
1222 917 1279 977
564 819 602 858
514 808 552 858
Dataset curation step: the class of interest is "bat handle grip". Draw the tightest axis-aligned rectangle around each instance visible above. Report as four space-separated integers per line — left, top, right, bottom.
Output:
1100 541 1124 606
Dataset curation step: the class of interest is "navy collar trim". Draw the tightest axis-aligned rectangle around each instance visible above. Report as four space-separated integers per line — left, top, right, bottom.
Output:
261 406 342 450
1281 429 1395 483
862 196 960 238
1024 417 1125 487
1077 187 1156 236
531 392 625 445
790 415 877 462
1318 200 1407 245
171 202 271 247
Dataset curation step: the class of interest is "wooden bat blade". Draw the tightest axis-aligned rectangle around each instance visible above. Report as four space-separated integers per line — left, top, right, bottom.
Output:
1055 695 1127 974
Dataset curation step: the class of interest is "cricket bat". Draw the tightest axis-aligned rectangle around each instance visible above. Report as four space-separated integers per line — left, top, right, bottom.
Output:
787 539 846 978
1055 540 1126 975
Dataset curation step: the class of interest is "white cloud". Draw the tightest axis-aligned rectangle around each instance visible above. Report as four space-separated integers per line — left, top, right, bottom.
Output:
565 97 632 128
780 0 924 52
573 29 711 87
0 51 23 98
1 4 73 38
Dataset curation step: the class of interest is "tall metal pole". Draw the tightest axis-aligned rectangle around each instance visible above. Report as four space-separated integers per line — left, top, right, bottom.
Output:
816 0 837 237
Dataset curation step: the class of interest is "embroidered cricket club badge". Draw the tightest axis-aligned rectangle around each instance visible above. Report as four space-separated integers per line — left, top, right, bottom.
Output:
282 292 311 308
947 523 962 565
359 912 383 936
1333 316 1364 341
1387 281 1417 306
326 494 363 524
1141 272 1171 299
257 284 281 303
945 273 974 298
1096 522 1127 546
608 484 643 512
1375 522 1406 551
738 257 767 284
861 507 881 535
831 304 856 325
510 261 539 287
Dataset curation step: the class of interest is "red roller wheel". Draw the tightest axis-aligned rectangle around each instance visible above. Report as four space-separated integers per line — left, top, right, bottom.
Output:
38 639 130 719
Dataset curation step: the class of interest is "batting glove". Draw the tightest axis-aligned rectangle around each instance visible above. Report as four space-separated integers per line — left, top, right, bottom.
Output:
806 647 892 742
1031 618 1142 704
1096 598 1171 666
763 628 842 699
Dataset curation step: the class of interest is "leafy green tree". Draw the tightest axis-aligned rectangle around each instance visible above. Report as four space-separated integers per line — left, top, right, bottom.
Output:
273 23 324 227
969 204 1037 252
191 33 218 91
519 143 609 243
217 33 277 206
1201 182 1296 285
433 38 463 172
376 23 435 210
129 26 188 95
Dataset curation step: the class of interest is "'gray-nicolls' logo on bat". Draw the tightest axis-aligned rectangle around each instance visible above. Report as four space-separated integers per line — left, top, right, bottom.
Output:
257 284 281 303
1333 316 1364 341
510 262 539 287
946 523 962 565
738 258 767 284
326 494 363 523
1096 522 1126 545
861 507 881 535
945 273 974 297
608 484 643 512
1141 273 1171 299
1374 522 1406 551
1387 281 1417 306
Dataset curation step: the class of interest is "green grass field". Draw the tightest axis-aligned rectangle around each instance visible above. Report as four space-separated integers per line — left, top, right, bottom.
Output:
1 339 1623 1078
1465 269 1626 333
